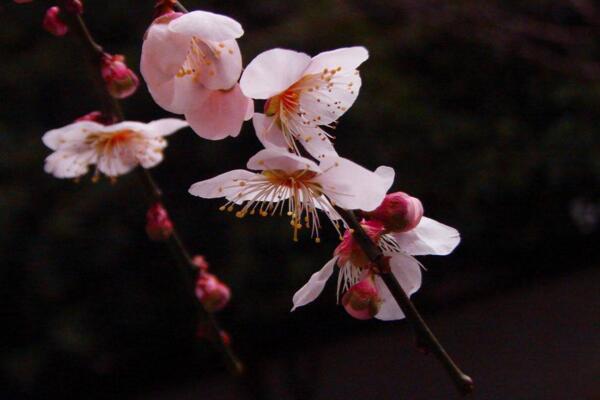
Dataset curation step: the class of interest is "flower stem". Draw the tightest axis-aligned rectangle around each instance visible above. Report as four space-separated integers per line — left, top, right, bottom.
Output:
60 4 244 376
336 207 474 396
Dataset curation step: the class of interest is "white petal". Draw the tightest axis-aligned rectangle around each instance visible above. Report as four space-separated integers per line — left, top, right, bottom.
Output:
168 11 244 42
304 46 369 75
240 48 311 99
316 157 393 211
252 113 288 150
146 118 189 137
291 256 337 311
246 148 320 173
188 169 257 199
296 126 338 159
42 121 102 150
44 149 95 178
392 217 461 256
374 253 422 321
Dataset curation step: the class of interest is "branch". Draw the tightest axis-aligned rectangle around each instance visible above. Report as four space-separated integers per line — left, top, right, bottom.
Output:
336 207 474 396
60 5 244 376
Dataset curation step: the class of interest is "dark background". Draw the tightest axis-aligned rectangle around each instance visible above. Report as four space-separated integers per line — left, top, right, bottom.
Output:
1 1 599 399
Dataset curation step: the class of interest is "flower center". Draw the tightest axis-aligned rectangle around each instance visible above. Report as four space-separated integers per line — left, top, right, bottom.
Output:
86 129 139 152
217 168 344 242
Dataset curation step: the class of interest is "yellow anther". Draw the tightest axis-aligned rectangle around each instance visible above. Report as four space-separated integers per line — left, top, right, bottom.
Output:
227 205 234 212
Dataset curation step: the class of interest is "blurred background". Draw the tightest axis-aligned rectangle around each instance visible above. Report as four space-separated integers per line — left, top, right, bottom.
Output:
1 0 599 399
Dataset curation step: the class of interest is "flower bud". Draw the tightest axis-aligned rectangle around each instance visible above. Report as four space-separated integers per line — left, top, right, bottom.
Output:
145 203 173 241
101 54 139 99
63 0 83 15
43 7 69 37
75 111 103 123
365 192 423 233
192 255 210 272
342 276 380 320
195 273 231 312
334 220 385 267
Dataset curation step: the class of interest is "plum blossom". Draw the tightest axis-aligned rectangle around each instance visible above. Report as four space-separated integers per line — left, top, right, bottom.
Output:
42 118 188 180
141 10 252 140
188 147 394 242
291 215 460 320
240 47 368 158
101 54 140 99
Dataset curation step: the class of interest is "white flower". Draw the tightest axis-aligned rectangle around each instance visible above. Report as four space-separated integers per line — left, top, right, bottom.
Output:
188 147 394 242
291 217 460 320
240 47 368 158
42 118 188 179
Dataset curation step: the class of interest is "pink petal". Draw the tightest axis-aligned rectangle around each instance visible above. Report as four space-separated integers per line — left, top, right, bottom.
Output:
291 256 337 311
392 217 461 256
185 84 249 140
374 252 422 321
252 113 288 150
246 147 320 173
194 38 243 91
146 72 211 115
141 21 189 87
240 48 311 99
168 10 243 42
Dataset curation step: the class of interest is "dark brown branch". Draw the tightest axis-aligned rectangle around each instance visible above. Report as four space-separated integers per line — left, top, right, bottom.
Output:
336 207 474 396
61 5 244 376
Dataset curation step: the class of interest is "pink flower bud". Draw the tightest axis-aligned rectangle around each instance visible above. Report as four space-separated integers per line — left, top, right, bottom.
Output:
101 54 139 99
195 273 231 312
342 276 381 320
43 7 69 37
192 255 210 272
145 203 173 241
334 220 385 267
153 0 178 18
365 192 424 233
63 0 83 15
75 111 104 123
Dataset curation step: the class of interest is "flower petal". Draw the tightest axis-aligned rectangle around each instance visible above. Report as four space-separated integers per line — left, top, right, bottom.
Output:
392 216 460 256
185 84 249 140
188 169 257 199
42 121 102 150
141 19 190 83
168 10 244 42
304 46 369 75
316 157 393 211
44 149 95 178
146 72 211 115
252 113 288 150
246 147 320 173
374 252 422 321
240 48 311 99
291 256 337 311
146 118 189 137
195 38 243 91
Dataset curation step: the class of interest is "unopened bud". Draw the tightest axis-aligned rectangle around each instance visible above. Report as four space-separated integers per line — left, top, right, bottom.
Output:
195 273 231 312
192 255 210 272
63 0 83 15
101 54 139 99
365 192 423 233
342 276 380 320
43 7 68 37
145 203 173 241
334 220 385 267
75 111 104 123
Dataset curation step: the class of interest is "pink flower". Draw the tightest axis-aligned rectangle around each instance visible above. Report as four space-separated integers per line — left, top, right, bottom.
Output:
141 11 252 140
240 47 368 158
101 54 140 99
292 212 460 320
42 118 188 180
195 273 231 312
145 203 174 241
334 219 385 267
188 147 394 242
43 7 68 37
365 191 424 232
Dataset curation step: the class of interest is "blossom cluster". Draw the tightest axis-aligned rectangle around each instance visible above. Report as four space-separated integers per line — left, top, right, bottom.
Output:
40 4 461 321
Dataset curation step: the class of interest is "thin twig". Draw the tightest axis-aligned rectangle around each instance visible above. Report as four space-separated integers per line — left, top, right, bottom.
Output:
61 4 244 375
336 207 474 396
